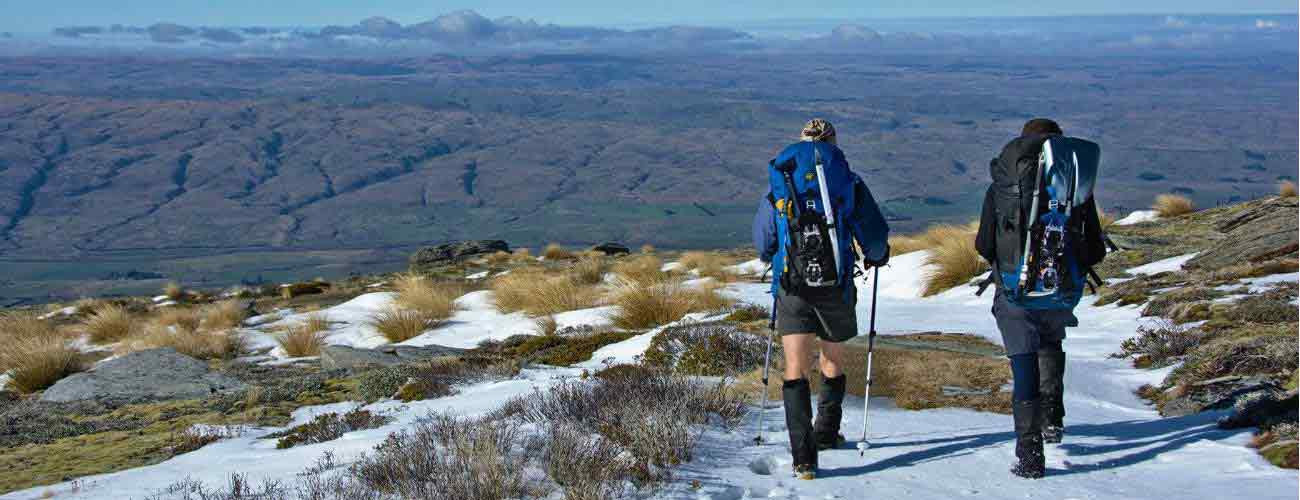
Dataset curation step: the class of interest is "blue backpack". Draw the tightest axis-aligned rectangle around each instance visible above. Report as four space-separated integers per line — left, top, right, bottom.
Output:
767 141 859 296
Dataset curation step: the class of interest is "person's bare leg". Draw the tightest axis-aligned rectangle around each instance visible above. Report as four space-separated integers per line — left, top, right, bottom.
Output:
818 339 848 378
782 333 816 381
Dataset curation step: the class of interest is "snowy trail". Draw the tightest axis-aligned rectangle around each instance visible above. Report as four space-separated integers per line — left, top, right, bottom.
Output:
7 252 1297 499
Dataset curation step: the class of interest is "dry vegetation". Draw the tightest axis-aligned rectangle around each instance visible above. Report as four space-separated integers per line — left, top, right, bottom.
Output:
1152 193 1196 217
370 307 437 343
1280 180 1297 198
392 274 464 320
543 243 574 261
491 270 601 316
918 224 987 297
119 323 246 360
611 255 671 285
608 278 732 330
569 256 608 285
278 315 329 357
83 303 135 343
0 313 84 394
201 300 248 331
677 251 736 281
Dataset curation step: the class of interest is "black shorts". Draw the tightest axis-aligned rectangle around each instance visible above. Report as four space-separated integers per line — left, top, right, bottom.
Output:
775 286 859 343
991 290 1076 356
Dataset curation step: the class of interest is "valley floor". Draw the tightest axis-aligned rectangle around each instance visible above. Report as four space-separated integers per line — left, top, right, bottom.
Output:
6 253 1296 499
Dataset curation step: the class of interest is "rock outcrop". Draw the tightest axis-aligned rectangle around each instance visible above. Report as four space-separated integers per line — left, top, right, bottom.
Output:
320 344 467 371
590 242 630 256
409 240 509 272
1187 197 1298 270
40 348 246 403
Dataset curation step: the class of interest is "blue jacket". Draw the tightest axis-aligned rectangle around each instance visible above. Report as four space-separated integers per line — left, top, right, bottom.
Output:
752 167 889 300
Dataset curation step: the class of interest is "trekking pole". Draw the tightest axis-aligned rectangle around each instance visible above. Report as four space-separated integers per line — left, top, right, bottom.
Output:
858 266 880 457
752 295 777 445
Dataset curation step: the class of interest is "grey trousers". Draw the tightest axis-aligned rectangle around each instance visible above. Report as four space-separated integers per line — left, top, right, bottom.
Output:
991 291 1075 356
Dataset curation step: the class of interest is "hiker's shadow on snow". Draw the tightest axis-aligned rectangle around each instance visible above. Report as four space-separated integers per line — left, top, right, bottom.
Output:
1051 411 1238 475
820 412 1238 478
818 426 1010 478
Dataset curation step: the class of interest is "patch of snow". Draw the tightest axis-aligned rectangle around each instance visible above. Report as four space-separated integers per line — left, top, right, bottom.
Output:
39 306 78 320
0 373 9 391
1128 253 1198 276
1115 209 1160 225
365 282 388 289
151 295 169 303
661 262 685 272
727 258 768 277
465 271 490 280
575 312 727 370
154 300 179 307
244 308 293 327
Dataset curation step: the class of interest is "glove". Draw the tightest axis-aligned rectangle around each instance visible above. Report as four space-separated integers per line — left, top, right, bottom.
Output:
863 243 890 268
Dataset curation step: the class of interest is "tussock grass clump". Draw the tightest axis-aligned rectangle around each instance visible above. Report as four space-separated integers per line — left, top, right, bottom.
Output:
484 250 513 265
163 281 185 301
0 314 83 393
1142 287 1222 317
612 255 670 285
491 270 601 316
569 256 608 285
370 306 438 343
1153 194 1196 217
608 278 733 330
890 221 980 255
278 314 329 357
640 244 656 254
920 225 988 297
154 307 202 333
83 303 135 343
678 251 736 281
1281 180 1297 198
543 243 574 261
121 324 246 360
201 300 248 331
1175 329 1298 383
393 274 464 321
1098 206 1117 229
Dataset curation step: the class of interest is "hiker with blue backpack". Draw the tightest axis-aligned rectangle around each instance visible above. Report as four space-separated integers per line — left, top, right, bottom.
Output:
752 119 890 480
975 118 1108 478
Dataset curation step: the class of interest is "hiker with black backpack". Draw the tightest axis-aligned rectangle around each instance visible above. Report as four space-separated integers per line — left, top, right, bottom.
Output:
752 119 890 480
974 118 1107 479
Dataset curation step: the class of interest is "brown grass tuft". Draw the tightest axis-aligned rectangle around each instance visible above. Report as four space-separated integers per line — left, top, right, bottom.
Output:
1097 206 1116 229
83 303 135 343
121 323 246 360
611 254 670 286
920 225 988 296
393 274 464 322
678 251 736 281
569 256 608 285
163 281 185 301
0 312 84 393
533 315 559 337
1152 194 1196 217
640 244 656 254
543 243 573 261
370 305 439 343
608 278 733 330
491 270 601 316
485 250 513 265
278 314 329 357
201 300 249 331
889 222 980 256
1281 180 1297 198
154 307 202 333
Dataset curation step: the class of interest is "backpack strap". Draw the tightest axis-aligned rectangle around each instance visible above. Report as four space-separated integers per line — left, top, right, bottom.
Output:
1086 267 1104 294
975 270 997 297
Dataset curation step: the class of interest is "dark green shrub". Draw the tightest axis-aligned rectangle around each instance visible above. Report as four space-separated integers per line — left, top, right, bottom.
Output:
642 321 768 376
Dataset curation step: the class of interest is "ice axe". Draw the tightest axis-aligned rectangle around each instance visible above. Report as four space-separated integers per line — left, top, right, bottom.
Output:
858 265 880 457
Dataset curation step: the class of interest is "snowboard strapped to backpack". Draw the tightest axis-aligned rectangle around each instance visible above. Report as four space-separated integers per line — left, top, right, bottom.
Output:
987 135 1103 310
768 141 858 295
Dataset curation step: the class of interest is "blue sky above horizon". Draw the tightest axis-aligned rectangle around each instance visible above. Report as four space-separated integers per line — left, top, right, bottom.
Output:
4 1 1296 32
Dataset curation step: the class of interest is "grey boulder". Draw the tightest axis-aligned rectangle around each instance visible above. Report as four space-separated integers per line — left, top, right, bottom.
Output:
40 348 246 403
320 344 468 371
410 240 509 272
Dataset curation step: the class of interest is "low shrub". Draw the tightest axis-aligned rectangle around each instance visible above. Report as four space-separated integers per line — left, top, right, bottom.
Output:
1152 194 1195 217
642 321 768 376
725 302 770 323
542 424 634 500
608 278 732 330
350 414 547 499
84 303 135 343
535 331 637 367
1216 295 1299 324
356 365 415 402
1111 321 1206 368
168 426 239 457
266 407 388 449
1142 287 1221 317
277 314 328 357
1175 332 1298 382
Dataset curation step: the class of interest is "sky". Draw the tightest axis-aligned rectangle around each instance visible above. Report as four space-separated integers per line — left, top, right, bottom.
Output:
3 0 1296 32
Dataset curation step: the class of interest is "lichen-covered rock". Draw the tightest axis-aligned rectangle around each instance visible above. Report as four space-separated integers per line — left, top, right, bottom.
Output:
40 348 246 403
590 242 631 256
1161 375 1281 417
409 240 510 272
320 344 466 371
1187 197 1298 271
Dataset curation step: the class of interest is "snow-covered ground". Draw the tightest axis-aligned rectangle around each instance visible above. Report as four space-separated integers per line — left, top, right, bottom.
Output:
7 254 1296 499
1115 210 1160 226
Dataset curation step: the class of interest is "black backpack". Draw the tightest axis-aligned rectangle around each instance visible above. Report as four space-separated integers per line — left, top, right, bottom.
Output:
984 134 1106 310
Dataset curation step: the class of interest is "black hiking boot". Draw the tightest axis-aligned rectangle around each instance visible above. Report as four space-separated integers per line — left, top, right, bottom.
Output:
1039 350 1066 444
814 375 847 450
1011 398 1045 479
783 378 817 472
